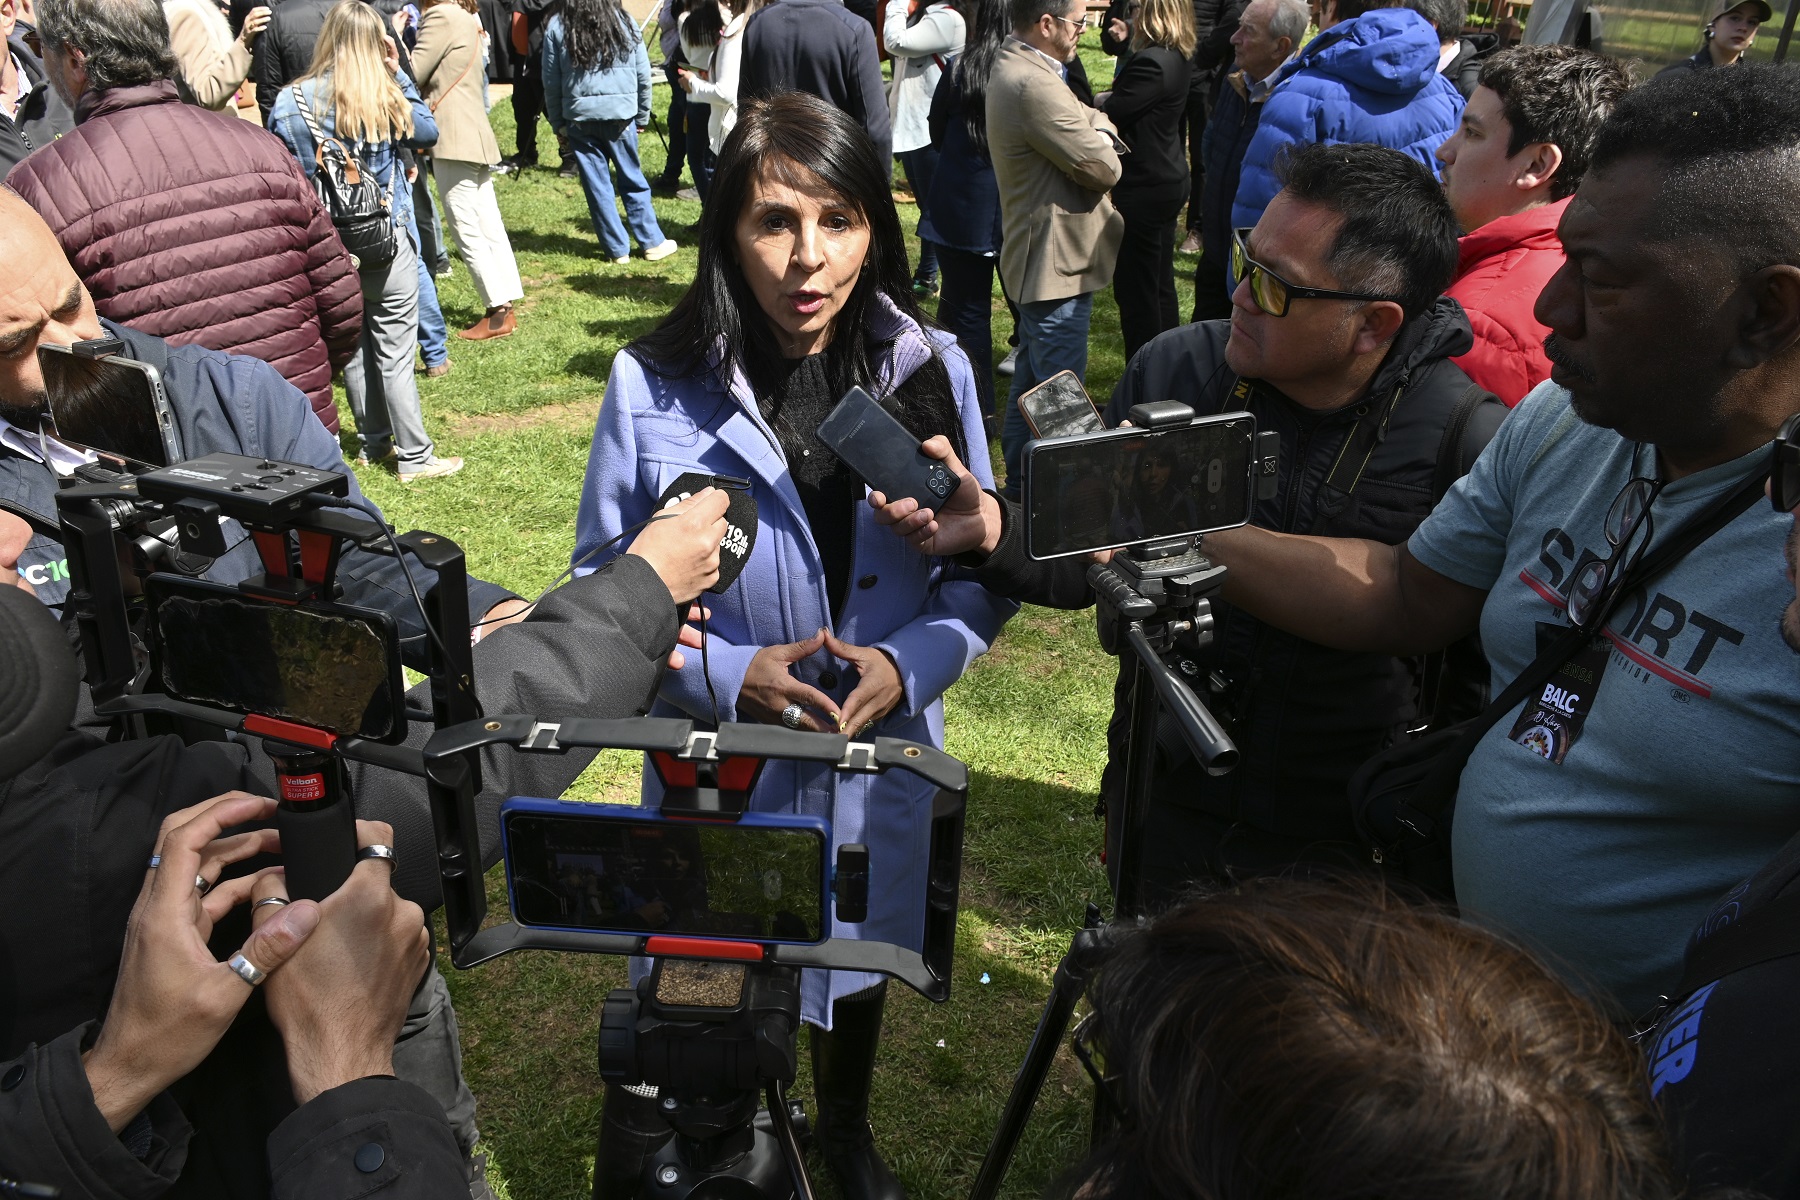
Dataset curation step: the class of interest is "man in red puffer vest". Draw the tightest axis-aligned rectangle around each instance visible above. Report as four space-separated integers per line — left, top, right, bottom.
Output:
8 0 361 435
1434 44 1628 407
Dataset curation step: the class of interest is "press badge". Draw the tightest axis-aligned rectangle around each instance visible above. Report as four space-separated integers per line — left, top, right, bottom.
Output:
1508 622 1612 764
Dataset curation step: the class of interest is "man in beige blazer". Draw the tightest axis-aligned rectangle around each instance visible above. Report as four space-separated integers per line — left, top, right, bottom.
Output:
986 0 1123 494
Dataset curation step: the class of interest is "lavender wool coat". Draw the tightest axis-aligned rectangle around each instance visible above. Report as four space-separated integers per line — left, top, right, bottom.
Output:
573 298 1017 1027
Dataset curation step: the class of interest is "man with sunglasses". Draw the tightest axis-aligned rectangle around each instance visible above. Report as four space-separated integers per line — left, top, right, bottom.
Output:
0 0 72 176
869 143 1505 901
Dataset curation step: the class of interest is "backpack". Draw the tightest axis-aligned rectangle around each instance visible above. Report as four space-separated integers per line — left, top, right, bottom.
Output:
291 83 399 272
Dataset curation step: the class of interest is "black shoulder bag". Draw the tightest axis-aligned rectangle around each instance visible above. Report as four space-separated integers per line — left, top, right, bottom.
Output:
292 84 400 272
1349 466 1770 906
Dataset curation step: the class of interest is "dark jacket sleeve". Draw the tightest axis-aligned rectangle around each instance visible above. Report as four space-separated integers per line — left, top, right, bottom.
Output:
927 67 958 147
0 1023 192 1200
1102 48 1170 128
1100 0 1132 56
1194 0 1245 72
256 17 290 121
266 1076 465 1200
849 18 891 163
342 552 680 908
956 492 1095 608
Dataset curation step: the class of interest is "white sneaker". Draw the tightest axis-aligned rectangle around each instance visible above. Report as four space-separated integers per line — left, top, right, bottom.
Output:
611 254 632 264
644 239 679 262
676 187 700 201
400 456 465 483
997 346 1020 376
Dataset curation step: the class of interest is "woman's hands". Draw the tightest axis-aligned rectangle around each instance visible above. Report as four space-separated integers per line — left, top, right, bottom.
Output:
737 629 903 734
677 67 695 93
740 631 839 731
825 631 903 735
238 5 271 45
82 793 318 1133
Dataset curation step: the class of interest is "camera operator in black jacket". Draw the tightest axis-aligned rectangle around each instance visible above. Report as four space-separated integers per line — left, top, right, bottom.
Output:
873 144 1503 902
0 467 732 1197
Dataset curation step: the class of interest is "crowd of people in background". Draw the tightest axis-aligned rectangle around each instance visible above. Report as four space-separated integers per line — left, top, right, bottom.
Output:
3 0 1800 1191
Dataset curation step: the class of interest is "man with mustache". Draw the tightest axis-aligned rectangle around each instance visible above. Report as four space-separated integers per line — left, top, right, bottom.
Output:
874 65 1800 1023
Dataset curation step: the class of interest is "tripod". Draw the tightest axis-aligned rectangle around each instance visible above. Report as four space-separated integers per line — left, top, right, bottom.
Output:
969 540 1238 1200
594 957 817 1200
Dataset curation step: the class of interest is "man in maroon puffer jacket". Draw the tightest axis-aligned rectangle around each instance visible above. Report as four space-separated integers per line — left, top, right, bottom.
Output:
8 0 361 435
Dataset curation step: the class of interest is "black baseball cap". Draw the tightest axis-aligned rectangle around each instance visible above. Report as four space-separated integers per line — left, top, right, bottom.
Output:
0 586 78 782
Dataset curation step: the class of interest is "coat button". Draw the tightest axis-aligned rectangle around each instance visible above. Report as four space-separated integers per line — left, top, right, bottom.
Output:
819 671 839 689
355 1142 386 1173
857 574 878 590
1 1063 24 1091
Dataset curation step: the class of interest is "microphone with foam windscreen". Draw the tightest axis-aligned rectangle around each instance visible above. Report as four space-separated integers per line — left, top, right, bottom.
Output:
657 473 759 594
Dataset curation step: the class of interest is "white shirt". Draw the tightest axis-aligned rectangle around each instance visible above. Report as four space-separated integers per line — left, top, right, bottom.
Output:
1 51 28 122
0 419 100 477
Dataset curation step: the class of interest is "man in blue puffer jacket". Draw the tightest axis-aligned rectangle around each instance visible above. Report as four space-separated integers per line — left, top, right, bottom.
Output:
1231 1 1462 231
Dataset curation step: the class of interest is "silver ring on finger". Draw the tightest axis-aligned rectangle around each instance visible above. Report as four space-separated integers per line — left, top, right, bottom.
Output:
357 844 397 869
195 874 213 896
226 951 267 986
253 896 291 912
780 703 806 730
147 854 162 869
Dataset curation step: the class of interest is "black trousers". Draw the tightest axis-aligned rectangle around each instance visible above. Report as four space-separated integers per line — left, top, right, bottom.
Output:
1190 240 1233 323
660 60 688 184
1112 180 1189 362
937 244 999 418
511 49 544 163
1183 86 1209 231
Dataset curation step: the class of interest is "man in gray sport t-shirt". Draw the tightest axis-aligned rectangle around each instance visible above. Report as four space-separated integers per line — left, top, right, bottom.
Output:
1409 381 1800 1014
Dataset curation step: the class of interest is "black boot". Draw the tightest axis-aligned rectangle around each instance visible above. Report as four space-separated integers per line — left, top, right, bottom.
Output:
592 1083 673 1200
810 983 906 1200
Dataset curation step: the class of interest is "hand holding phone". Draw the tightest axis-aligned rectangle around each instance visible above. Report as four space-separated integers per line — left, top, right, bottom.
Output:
815 387 961 515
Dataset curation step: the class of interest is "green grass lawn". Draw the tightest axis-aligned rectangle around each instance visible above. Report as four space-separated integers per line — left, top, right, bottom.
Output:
352 41 1187 1197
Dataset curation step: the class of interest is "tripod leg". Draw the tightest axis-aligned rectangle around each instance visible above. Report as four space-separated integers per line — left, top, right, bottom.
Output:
593 1083 672 1200
968 952 1088 1200
767 1080 817 1200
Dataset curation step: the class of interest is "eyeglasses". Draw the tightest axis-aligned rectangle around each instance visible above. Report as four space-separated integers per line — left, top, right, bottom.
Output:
1050 10 1092 30
1230 228 1402 317
1769 412 1800 512
1565 449 1663 631
1071 1011 1127 1121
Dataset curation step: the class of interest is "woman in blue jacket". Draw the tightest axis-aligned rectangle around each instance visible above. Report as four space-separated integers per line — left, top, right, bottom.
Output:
269 0 464 482
542 0 678 263
574 92 1015 1200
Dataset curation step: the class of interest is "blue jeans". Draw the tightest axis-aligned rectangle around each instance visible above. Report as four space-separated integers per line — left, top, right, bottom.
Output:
897 146 939 283
570 119 668 258
407 210 447 367
1002 292 1094 496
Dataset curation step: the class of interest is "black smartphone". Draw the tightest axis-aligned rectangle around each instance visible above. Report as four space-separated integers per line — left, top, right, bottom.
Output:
501 798 831 944
1017 370 1104 440
145 575 407 741
815 386 960 512
1022 413 1257 560
38 342 182 467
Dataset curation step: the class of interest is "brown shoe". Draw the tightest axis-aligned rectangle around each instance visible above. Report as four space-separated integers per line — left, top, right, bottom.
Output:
457 305 516 341
422 361 451 378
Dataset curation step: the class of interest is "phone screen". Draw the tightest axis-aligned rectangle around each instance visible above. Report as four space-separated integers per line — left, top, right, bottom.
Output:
147 576 404 739
1024 416 1256 559
1018 371 1104 441
39 346 175 467
505 810 828 943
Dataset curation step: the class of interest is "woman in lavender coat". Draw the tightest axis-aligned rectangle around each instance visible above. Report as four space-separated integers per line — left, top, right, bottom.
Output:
573 92 1014 1199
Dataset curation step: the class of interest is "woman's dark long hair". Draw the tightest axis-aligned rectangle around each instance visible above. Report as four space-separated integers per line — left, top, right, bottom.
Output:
564 0 634 71
630 92 967 465
684 0 726 48
954 0 1012 154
